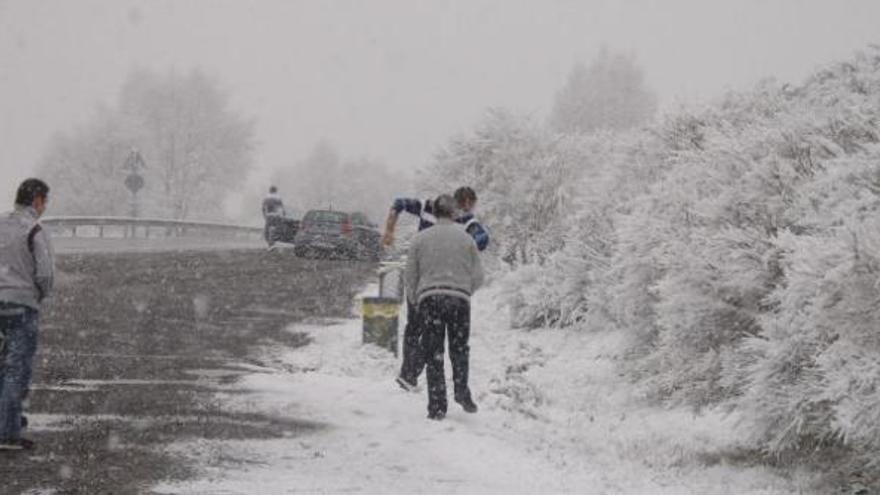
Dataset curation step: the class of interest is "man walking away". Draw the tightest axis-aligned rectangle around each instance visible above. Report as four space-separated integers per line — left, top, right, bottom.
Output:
262 185 286 248
404 194 483 420
0 178 54 450
383 186 489 392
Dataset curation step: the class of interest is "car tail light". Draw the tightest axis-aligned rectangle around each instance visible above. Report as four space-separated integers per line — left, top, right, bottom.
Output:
341 218 353 236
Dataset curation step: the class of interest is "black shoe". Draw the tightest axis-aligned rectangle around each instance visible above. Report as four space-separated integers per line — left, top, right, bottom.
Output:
20 415 27 429
427 410 446 421
456 397 478 413
395 376 418 392
0 438 34 451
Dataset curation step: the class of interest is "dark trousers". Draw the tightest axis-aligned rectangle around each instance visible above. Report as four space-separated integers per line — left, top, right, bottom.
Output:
398 300 424 384
419 295 471 415
264 216 283 246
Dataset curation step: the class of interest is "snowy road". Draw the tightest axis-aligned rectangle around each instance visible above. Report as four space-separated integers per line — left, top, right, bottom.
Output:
0 249 375 494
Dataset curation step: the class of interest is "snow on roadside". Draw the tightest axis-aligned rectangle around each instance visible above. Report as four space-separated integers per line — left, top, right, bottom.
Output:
153 285 816 494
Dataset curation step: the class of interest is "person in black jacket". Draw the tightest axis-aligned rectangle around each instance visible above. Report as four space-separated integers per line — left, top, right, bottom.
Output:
262 186 286 248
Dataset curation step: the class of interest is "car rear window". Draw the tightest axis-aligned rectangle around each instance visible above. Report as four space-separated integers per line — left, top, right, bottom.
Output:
304 211 347 223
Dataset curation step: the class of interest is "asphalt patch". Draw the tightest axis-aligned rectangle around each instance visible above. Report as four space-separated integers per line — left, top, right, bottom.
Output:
0 249 375 494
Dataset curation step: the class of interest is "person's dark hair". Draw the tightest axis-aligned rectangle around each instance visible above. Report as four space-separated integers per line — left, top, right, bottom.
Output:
453 186 477 207
433 194 456 219
269 185 278 194
15 178 50 207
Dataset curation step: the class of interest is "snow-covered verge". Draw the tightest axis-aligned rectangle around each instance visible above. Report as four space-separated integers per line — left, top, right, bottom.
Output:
415 47 880 486
153 286 815 494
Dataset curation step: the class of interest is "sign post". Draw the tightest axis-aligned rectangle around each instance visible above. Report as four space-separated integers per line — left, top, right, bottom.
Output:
123 148 146 237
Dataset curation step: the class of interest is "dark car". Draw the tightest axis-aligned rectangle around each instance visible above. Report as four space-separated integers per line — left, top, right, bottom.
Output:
293 210 381 260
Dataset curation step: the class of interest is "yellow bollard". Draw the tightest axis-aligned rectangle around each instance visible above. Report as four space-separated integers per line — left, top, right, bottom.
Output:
362 297 400 356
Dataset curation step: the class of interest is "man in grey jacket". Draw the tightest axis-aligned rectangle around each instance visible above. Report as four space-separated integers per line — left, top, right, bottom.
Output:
0 178 53 450
405 194 483 420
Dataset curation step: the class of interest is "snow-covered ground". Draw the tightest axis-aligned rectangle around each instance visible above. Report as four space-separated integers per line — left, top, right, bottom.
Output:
153 285 818 494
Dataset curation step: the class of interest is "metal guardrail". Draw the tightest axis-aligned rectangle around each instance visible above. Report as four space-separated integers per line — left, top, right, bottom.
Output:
41 216 263 239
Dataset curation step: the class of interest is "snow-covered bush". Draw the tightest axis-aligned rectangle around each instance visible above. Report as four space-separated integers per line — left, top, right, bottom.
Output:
423 48 880 477
606 49 880 479
509 130 665 330
735 150 880 467
419 109 581 267
596 50 880 416
462 47 880 476
420 108 661 328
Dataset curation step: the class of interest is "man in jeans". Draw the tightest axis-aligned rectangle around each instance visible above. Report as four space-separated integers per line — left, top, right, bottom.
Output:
404 194 483 420
0 178 54 450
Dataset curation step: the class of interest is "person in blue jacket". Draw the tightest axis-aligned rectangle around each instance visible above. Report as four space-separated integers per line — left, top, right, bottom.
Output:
382 186 489 392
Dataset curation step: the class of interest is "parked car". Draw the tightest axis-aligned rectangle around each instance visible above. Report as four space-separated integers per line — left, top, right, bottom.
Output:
293 210 381 260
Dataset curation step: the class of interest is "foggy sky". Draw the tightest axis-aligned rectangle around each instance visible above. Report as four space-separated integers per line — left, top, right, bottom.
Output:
2 0 880 213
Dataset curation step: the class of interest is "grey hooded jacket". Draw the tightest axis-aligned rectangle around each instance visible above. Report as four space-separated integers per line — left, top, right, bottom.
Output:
0 206 54 310
405 218 483 304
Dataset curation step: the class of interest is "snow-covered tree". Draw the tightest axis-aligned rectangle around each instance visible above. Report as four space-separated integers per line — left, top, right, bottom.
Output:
501 130 662 329
271 140 341 215
419 108 580 268
37 68 255 220
269 141 408 224
411 43 880 481
118 69 255 219
36 107 134 216
549 49 658 134
595 47 880 476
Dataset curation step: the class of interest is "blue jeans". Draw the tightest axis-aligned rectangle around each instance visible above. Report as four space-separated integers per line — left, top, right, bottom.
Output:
0 303 39 441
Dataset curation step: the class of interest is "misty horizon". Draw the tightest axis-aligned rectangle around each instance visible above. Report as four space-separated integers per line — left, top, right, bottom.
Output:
3 0 880 219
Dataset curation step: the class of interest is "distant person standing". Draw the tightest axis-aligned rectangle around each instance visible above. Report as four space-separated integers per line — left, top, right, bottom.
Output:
262 185 286 248
404 194 483 420
0 178 54 450
383 186 489 392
